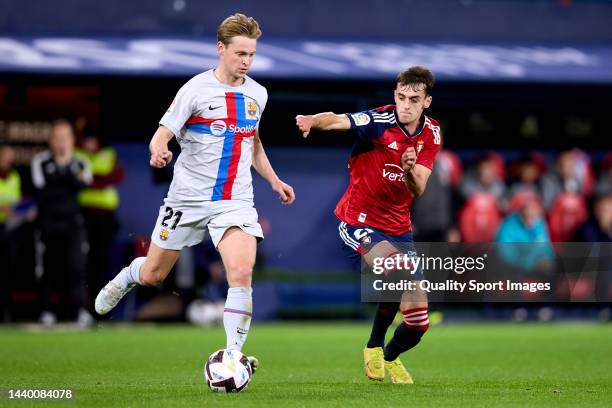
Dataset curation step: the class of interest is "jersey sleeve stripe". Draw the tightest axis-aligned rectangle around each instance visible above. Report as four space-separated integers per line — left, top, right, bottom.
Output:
373 118 396 124
424 116 442 144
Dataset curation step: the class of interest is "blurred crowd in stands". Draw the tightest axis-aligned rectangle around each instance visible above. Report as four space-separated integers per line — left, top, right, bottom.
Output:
412 149 612 246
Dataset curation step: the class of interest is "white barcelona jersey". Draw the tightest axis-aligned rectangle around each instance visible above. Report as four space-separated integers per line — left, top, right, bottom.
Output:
160 69 268 202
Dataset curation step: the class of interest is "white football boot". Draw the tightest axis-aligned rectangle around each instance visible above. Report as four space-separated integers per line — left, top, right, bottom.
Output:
95 268 135 315
247 356 259 374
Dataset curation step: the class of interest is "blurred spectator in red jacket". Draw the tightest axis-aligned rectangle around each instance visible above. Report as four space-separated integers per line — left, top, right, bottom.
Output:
460 154 506 207
542 149 593 209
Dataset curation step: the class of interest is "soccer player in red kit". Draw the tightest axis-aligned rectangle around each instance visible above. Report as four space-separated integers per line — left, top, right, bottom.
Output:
296 66 441 384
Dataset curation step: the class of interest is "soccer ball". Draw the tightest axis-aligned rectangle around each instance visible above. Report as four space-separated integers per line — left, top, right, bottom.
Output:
204 349 252 393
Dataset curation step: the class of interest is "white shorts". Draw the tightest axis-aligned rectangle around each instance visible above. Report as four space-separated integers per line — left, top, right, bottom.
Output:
151 199 264 250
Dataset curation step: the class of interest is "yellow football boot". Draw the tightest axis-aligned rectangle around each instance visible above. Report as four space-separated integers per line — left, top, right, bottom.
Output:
384 358 414 384
363 347 385 381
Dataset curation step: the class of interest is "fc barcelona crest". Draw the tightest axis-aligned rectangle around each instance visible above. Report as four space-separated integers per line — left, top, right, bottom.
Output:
247 102 257 117
159 229 169 241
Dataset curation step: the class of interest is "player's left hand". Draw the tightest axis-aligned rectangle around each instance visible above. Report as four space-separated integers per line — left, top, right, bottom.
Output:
401 147 417 172
272 180 295 205
295 115 313 138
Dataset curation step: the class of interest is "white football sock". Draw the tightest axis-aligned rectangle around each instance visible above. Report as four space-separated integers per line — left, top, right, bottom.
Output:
223 287 253 351
112 257 145 288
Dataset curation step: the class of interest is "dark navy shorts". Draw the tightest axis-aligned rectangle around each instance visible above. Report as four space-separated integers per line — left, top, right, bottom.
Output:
337 221 424 280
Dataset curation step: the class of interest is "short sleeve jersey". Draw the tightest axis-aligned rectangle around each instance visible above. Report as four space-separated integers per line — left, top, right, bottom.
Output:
160 69 268 203
334 105 442 235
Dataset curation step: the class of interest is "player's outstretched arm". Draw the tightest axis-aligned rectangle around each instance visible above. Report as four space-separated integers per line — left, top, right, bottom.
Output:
149 126 175 168
252 130 295 205
295 112 351 138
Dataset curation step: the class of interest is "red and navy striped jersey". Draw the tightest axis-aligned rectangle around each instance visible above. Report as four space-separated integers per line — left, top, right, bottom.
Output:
335 105 442 235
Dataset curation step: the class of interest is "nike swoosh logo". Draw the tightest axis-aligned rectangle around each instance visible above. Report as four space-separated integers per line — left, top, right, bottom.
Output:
208 105 222 110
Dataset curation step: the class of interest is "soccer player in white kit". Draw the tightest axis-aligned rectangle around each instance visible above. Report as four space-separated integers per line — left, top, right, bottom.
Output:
95 14 295 371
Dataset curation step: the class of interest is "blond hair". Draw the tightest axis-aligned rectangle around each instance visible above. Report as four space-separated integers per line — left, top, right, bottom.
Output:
217 13 262 45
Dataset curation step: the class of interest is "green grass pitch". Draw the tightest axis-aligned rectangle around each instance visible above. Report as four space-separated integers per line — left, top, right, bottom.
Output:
1 323 610 407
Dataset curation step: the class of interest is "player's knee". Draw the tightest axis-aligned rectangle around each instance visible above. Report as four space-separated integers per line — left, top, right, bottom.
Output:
225 264 253 287
140 263 168 287
401 307 430 333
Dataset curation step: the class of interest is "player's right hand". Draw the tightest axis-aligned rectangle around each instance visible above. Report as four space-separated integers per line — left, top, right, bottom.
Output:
295 115 313 138
150 150 173 168
401 147 417 172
